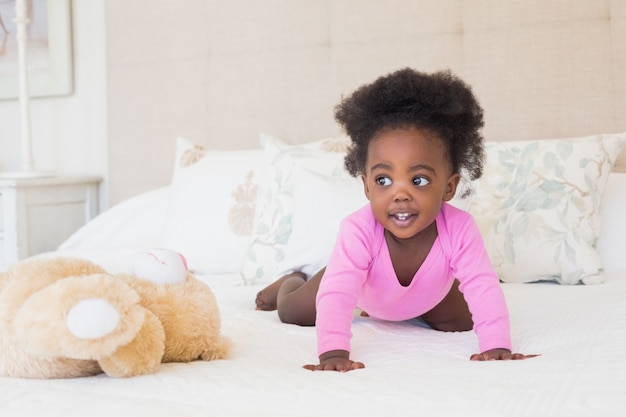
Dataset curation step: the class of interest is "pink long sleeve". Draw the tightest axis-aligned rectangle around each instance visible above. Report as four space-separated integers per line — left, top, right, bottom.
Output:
315 203 511 357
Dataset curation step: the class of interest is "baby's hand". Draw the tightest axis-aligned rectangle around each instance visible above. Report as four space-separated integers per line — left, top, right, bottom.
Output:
303 350 365 372
470 348 540 361
303 358 365 372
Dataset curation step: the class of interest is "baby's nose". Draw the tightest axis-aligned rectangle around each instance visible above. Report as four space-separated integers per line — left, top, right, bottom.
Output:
392 184 412 201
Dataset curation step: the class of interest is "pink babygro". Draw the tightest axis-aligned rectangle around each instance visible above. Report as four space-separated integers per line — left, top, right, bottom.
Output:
315 202 512 356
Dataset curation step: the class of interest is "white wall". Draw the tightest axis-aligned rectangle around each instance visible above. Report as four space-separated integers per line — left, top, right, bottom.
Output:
0 0 110 209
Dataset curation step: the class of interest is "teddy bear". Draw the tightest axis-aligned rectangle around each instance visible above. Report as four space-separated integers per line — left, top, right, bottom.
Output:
0 249 231 378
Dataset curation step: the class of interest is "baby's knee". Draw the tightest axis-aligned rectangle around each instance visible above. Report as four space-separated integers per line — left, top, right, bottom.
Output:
277 299 315 326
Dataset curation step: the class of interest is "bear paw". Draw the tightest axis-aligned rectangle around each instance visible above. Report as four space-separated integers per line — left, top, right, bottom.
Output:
66 298 120 339
14 274 146 360
98 309 165 377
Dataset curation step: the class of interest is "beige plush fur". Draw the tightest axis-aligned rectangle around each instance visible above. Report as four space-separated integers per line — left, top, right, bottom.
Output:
0 256 230 378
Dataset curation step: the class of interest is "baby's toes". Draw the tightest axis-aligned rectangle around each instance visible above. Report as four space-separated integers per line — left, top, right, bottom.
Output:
255 292 277 311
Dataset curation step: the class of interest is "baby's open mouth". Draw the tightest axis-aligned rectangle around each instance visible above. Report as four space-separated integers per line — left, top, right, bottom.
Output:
393 213 411 221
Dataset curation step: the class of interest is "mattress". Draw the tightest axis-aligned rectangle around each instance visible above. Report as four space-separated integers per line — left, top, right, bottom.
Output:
1 268 625 417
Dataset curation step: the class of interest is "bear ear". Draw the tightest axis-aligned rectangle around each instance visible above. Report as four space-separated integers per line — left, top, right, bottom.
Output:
131 249 188 285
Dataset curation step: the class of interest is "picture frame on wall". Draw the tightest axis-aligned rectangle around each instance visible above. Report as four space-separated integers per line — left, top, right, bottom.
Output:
0 0 72 100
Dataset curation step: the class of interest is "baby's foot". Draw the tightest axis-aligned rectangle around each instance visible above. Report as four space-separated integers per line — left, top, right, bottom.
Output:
255 272 306 311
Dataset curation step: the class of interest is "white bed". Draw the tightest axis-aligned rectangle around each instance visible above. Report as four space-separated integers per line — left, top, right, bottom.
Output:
1 134 626 417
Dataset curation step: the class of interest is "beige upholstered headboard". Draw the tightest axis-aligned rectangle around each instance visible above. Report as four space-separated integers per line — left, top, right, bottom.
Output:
105 1 625 204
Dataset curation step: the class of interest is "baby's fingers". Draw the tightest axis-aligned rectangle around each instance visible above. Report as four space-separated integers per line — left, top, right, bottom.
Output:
302 361 365 372
343 361 365 371
470 352 540 361
510 353 540 360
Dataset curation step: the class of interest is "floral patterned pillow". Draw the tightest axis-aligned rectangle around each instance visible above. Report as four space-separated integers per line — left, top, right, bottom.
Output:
240 134 350 285
468 133 626 284
160 138 264 274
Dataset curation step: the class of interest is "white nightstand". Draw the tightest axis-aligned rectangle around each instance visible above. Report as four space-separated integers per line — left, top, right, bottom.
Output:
0 175 102 271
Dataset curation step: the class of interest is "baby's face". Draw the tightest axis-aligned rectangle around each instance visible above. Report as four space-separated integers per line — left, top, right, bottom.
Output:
361 127 459 241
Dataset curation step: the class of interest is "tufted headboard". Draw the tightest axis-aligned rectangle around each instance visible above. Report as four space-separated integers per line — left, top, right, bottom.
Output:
104 1 626 204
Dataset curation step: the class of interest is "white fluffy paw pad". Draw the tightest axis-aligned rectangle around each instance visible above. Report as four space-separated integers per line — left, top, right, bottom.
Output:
66 298 121 339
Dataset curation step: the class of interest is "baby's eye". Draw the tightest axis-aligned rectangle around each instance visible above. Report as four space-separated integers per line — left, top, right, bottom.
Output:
375 176 392 186
413 176 430 187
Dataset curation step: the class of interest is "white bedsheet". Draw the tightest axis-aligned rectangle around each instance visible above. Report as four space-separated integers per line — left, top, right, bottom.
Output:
2 270 625 417
3 173 625 416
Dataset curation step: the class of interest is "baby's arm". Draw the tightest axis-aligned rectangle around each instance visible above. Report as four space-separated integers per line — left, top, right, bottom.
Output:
445 208 540 359
308 209 373 372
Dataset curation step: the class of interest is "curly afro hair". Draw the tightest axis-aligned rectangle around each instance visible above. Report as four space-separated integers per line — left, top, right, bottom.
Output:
336 68 485 184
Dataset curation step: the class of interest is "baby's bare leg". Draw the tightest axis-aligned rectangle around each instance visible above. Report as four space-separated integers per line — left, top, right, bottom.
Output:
255 268 325 325
420 279 473 332
255 272 307 311
276 268 324 326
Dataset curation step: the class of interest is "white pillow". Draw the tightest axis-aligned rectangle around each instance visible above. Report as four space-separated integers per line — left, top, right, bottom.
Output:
58 187 170 252
468 133 626 284
240 134 351 284
275 167 369 279
160 138 264 274
598 172 626 278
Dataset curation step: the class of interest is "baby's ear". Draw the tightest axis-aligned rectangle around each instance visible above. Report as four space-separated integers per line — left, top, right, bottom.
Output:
361 174 371 201
443 173 461 201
